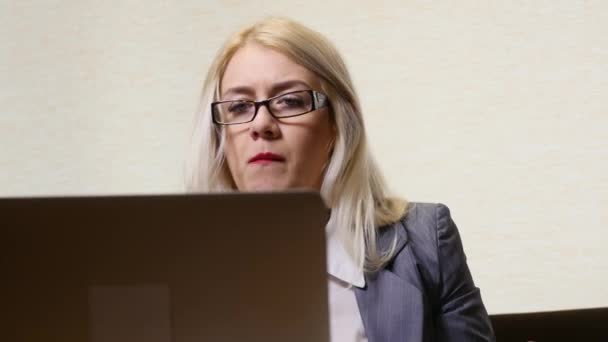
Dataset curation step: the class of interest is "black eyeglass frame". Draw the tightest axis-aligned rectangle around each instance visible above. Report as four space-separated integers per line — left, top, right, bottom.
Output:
211 89 329 125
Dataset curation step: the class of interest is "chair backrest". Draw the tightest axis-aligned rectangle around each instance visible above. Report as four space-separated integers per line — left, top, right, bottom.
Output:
490 307 608 342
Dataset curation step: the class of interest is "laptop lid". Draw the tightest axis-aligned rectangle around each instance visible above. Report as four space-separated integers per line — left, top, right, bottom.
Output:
1 192 330 342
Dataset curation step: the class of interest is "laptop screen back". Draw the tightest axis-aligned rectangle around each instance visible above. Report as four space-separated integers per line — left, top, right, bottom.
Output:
1 192 330 342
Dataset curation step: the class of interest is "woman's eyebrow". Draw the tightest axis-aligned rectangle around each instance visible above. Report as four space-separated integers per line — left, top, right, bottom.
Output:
221 86 255 99
270 80 312 94
221 80 313 99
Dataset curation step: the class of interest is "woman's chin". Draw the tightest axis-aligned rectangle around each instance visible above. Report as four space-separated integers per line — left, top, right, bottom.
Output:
246 181 288 192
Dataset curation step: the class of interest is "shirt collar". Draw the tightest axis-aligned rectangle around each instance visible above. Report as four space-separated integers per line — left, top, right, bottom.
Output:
326 228 366 288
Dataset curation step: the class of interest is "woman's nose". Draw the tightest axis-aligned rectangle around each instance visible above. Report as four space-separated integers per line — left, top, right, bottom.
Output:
249 104 281 140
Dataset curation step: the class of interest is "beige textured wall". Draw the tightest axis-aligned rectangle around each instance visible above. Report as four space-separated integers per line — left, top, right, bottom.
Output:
2 1 607 314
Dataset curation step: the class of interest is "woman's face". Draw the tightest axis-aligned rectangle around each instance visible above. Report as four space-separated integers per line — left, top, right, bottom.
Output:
220 43 334 191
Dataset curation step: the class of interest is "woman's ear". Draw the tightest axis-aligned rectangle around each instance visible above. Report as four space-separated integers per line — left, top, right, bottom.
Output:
326 118 337 156
327 135 335 155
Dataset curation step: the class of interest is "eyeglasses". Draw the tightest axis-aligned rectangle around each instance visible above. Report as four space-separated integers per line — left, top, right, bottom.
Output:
211 90 329 125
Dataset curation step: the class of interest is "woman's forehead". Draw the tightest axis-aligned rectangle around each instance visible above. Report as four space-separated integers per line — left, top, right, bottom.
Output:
220 43 321 98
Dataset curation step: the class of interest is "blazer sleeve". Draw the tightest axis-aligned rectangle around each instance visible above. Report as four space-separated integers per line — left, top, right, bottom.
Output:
434 204 495 341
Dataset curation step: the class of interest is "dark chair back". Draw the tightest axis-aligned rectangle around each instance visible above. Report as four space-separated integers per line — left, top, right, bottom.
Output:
490 307 608 341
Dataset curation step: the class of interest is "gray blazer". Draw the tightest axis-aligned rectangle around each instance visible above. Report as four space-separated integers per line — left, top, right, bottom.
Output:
354 203 495 342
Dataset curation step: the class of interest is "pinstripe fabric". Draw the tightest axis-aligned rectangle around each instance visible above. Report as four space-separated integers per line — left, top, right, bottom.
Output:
354 203 495 342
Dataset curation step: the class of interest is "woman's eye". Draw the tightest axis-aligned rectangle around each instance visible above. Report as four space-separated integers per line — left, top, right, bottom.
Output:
228 102 252 114
277 96 305 108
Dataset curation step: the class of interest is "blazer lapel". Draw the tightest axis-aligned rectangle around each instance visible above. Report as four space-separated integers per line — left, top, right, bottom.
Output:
354 221 427 342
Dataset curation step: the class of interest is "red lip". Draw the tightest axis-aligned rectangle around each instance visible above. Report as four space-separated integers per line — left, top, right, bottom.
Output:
248 152 285 164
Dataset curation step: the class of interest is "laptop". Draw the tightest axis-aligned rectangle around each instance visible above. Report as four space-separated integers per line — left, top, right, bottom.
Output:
0 192 330 342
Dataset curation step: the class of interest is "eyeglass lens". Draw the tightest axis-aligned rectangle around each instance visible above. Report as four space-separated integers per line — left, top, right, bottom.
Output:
214 91 314 124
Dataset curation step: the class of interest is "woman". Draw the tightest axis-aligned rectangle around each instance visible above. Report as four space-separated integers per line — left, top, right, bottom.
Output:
187 17 495 342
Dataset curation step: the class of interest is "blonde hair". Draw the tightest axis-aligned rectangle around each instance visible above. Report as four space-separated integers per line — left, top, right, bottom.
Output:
186 17 408 272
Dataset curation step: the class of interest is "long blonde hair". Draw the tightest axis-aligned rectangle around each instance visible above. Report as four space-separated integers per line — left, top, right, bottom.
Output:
186 17 408 272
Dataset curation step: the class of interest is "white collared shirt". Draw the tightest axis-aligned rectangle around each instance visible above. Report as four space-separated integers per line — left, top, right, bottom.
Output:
326 230 368 342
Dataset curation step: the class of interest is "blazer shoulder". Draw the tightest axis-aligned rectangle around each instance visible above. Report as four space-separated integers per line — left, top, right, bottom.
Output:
379 202 455 275
387 202 453 294
399 202 452 250
402 202 450 230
